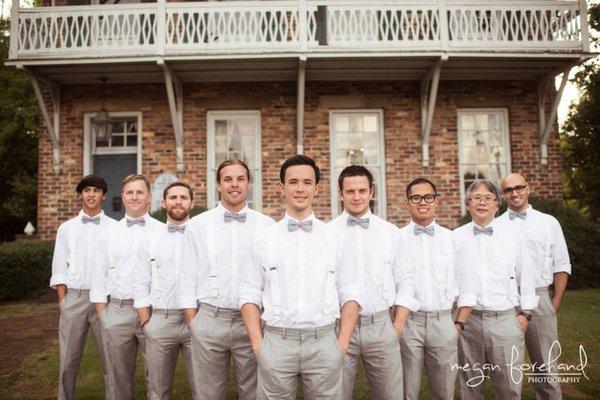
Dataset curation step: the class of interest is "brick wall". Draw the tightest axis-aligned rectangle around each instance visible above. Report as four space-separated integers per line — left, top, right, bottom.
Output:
35 80 563 239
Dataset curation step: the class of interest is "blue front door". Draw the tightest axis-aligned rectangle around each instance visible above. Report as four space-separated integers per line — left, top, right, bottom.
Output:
93 154 137 220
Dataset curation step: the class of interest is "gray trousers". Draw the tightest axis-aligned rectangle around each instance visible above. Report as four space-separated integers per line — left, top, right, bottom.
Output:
190 303 257 400
58 288 109 400
526 287 562 400
458 308 525 400
101 298 150 400
145 309 196 400
257 324 344 400
399 310 458 400
340 310 403 400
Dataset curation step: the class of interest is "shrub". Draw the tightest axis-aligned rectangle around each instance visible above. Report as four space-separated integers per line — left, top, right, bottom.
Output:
150 205 206 223
0 239 54 301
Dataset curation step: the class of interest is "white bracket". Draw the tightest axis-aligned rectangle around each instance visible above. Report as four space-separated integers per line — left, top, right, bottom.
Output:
420 56 447 167
296 58 306 155
21 67 61 173
538 66 570 165
158 59 184 172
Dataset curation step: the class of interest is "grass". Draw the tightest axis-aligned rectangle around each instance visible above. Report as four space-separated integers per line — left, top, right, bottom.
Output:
0 289 598 399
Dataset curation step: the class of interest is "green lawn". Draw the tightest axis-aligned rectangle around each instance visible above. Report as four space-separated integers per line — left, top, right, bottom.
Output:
1 289 598 399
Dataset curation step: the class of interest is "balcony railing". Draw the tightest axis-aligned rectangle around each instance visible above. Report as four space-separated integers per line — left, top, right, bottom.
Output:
9 0 589 60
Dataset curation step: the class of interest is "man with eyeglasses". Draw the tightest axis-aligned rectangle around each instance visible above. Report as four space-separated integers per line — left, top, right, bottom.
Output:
453 180 538 400
398 177 458 400
499 173 570 400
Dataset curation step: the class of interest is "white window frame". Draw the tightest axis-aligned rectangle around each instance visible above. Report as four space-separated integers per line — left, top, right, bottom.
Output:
207 110 262 210
329 110 387 219
83 111 143 176
457 108 511 215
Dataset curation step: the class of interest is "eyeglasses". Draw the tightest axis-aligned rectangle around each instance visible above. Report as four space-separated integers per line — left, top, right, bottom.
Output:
469 195 497 204
502 184 527 195
408 194 437 204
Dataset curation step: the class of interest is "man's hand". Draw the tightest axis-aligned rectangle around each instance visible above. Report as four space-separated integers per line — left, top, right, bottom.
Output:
183 308 197 326
137 307 151 328
241 303 264 359
56 284 67 304
94 303 107 318
516 315 529 333
551 298 561 312
251 337 263 358
393 306 410 337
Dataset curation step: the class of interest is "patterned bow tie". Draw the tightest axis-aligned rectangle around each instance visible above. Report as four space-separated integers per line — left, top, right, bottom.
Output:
287 219 313 233
224 211 247 223
126 218 145 227
414 225 434 236
347 216 369 229
167 223 186 233
473 225 493 236
82 215 101 225
509 211 527 220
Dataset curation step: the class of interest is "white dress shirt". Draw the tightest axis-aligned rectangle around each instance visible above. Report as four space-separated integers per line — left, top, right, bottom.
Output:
453 219 539 311
90 213 164 303
329 210 415 315
239 213 363 329
498 205 571 288
50 210 116 290
178 203 275 310
132 220 189 310
399 220 458 312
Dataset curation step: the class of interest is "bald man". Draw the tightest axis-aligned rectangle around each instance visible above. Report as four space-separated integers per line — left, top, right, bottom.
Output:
499 173 570 400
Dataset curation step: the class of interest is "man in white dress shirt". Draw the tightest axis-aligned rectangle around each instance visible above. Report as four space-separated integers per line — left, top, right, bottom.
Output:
178 159 275 400
398 177 459 400
239 155 362 400
499 173 571 400
133 181 197 400
329 165 411 400
51 175 115 400
91 174 164 400
454 179 539 400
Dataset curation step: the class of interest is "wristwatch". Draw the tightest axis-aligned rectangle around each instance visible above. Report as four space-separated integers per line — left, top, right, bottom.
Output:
519 311 533 322
454 320 466 331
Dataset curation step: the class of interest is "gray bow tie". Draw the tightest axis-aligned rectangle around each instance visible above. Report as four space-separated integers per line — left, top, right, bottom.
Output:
82 215 101 225
224 211 247 223
167 223 186 233
473 225 493 236
509 211 527 220
347 216 369 229
414 225 434 236
287 219 313 233
126 218 145 227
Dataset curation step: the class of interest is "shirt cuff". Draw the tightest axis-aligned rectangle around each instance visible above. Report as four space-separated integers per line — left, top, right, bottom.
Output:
90 289 109 303
520 294 539 311
49 274 67 289
553 264 571 275
339 294 363 312
239 296 262 311
134 297 152 309
394 295 420 312
457 294 476 308
178 295 198 310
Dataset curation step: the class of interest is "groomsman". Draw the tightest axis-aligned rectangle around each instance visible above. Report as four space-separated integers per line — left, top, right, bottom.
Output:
91 174 164 400
133 181 197 400
50 175 115 400
239 155 362 400
500 173 570 400
398 177 458 400
178 160 274 400
329 165 411 400
453 180 538 400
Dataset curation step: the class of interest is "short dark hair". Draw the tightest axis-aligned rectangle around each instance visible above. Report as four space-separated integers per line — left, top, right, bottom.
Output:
406 177 437 198
163 181 194 200
338 165 373 191
76 175 107 194
279 155 320 183
216 159 251 183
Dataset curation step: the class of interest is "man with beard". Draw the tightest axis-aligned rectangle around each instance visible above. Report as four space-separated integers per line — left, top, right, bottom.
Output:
499 173 570 400
132 181 197 400
91 174 164 400
50 175 115 400
178 159 274 400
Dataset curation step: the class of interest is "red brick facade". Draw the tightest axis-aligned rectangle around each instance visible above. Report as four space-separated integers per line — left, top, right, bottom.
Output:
36 80 563 239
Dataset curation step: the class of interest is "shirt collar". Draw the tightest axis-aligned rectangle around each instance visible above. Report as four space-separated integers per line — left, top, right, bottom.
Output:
125 212 149 221
409 219 436 229
284 211 316 224
216 202 249 216
79 209 105 219
472 218 498 231
341 209 373 220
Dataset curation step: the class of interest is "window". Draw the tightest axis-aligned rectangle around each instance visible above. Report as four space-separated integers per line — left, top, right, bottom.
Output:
207 111 262 210
458 109 511 214
94 118 139 152
329 110 386 218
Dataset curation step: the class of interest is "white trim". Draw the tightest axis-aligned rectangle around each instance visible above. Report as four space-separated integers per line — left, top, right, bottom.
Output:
457 108 511 215
83 111 142 176
206 110 262 210
329 110 386 219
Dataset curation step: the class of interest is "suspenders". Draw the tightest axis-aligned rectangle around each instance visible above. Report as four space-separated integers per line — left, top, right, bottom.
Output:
441 230 455 303
107 222 120 297
67 226 78 279
149 233 161 299
206 213 220 299
380 227 392 304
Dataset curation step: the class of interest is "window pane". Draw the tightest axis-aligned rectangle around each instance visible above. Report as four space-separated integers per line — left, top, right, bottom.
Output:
127 121 138 133
111 135 124 147
126 135 137 147
112 121 125 133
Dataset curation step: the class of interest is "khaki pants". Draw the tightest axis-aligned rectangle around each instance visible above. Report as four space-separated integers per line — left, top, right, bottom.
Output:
101 298 149 400
189 303 257 400
458 308 525 400
399 310 458 400
340 310 403 400
145 309 196 400
58 288 109 400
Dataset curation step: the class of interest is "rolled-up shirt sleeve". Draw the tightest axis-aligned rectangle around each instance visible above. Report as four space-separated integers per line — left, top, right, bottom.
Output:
517 234 539 310
90 231 109 303
177 226 200 309
335 232 363 310
551 217 571 275
132 240 152 309
50 224 69 289
392 231 419 311
454 231 477 308
239 234 266 309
